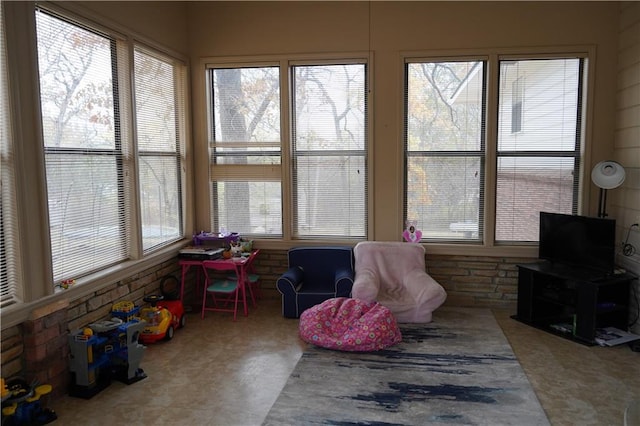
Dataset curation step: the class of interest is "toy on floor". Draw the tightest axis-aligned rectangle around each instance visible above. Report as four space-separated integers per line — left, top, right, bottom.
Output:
68 303 147 399
139 294 185 344
1 377 57 425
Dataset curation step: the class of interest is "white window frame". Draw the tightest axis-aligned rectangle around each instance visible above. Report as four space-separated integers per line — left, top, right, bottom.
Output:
133 44 187 253
493 54 590 245
0 0 24 309
207 61 284 238
404 57 487 244
0 1 191 326
402 48 594 249
37 6 132 282
204 53 370 242
290 59 368 239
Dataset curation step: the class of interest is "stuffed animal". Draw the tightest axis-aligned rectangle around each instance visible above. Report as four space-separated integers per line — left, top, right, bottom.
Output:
230 241 243 257
403 223 422 243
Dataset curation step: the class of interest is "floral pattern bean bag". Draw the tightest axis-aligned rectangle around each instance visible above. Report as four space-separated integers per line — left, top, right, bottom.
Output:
299 297 402 352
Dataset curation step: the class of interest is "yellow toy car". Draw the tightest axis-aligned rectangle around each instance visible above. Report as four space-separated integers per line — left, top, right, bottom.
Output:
139 295 185 344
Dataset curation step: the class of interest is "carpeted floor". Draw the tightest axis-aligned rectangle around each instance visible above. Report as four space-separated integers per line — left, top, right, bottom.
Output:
263 307 549 426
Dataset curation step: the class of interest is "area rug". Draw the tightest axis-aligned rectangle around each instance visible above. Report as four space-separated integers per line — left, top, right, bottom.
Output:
263 307 549 425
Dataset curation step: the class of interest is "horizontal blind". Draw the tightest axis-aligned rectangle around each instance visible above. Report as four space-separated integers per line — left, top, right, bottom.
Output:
405 60 485 242
291 63 367 238
134 46 183 251
496 58 583 242
0 0 22 308
209 66 282 237
36 9 127 282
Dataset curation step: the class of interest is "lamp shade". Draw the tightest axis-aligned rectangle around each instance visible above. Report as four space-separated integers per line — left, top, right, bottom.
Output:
591 160 625 190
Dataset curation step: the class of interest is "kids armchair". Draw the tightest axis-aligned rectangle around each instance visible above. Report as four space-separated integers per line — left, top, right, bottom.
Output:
351 241 447 323
276 246 355 318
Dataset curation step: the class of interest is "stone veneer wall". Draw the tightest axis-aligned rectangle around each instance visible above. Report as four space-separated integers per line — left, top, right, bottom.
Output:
1 249 524 401
425 254 525 309
1 259 181 400
249 250 524 310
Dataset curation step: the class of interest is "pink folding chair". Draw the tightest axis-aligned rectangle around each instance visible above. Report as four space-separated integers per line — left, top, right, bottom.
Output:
244 249 261 303
227 249 261 307
201 258 247 321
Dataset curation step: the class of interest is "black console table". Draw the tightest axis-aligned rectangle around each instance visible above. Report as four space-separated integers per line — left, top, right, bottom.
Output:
513 262 637 346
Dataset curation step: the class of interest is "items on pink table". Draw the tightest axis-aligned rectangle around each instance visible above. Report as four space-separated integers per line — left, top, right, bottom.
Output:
299 297 402 352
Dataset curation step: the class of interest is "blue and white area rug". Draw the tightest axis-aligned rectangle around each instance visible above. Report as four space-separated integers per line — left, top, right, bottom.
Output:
263 307 549 425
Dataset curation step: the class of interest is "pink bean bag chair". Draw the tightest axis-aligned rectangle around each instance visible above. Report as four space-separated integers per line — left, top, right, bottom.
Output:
299 297 402 352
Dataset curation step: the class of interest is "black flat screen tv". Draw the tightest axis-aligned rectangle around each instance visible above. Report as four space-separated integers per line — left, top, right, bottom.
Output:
539 212 616 276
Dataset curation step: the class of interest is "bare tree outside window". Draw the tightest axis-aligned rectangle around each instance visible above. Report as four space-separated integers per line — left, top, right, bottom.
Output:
36 9 126 282
210 67 282 236
406 57 584 243
292 64 367 238
209 61 367 239
406 61 484 241
134 47 183 251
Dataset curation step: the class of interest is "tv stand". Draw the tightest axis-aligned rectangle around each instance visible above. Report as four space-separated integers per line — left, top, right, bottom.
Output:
513 262 636 346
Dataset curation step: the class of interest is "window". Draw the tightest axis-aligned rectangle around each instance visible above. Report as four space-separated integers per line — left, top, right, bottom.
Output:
209 66 282 237
35 8 188 286
0 4 189 311
405 55 585 244
134 46 185 251
208 58 368 240
405 60 485 241
496 58 584 242
36 9 128 282
292 63 367 238
0 0 22 308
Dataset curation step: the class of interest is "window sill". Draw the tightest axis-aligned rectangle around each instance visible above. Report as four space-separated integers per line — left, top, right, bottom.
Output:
250 238 539 259
0 240 189 331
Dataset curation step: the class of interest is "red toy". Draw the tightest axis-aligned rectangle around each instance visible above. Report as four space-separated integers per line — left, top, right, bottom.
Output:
139 295 185 344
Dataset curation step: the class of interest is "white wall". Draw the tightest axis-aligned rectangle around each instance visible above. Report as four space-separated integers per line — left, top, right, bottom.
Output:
186 1 621 249
614 1 640 334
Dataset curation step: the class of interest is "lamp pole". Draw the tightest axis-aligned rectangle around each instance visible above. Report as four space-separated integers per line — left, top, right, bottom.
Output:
597 188 607 218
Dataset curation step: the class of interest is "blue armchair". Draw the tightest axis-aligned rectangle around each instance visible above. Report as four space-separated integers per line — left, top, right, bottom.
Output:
276 247 355 318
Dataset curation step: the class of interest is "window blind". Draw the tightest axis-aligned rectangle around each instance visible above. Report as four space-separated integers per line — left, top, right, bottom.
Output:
291 63 367 238
405 60 485 242
36 9 128 283
0 0 22 308
209 66 282 237
496 58 583 242
134 46 184 251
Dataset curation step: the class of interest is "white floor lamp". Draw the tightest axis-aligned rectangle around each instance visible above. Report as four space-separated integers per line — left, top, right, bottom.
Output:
591 160 626 218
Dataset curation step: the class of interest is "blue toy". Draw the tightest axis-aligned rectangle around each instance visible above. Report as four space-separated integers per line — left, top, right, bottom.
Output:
68 304 146 399
1 377 57 425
